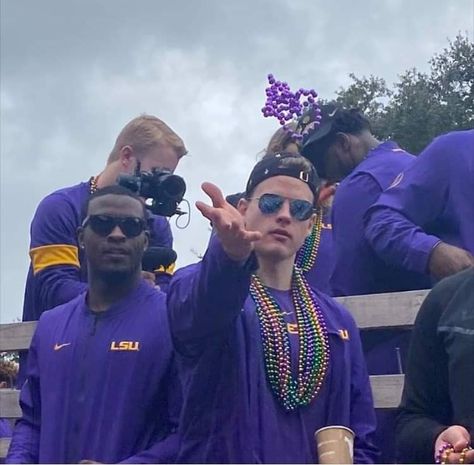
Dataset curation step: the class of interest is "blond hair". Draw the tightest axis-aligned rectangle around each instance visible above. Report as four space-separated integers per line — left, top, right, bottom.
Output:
107 115 187 163
265 122 300 157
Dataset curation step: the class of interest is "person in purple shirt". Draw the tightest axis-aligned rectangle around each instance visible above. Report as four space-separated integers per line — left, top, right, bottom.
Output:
300 105 430 463
22 114 187 324
168 153 378 463
7 186 180 463
365 129 474 283
301 104 429 297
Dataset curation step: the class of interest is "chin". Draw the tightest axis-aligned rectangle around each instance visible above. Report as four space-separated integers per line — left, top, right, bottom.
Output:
255 244 295 261
98 268 134 282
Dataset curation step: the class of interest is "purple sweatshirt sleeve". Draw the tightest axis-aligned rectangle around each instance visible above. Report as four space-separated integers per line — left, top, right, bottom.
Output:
364 139 449 274
6 329 42 463
29 193 87 312
167 235 256 357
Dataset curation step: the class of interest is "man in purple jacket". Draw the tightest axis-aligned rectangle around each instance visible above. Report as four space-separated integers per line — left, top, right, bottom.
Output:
7 186 180 463
168 153 378 463
22 114 187 324
365 129 474 282
301 105 429 297
300 105 430 462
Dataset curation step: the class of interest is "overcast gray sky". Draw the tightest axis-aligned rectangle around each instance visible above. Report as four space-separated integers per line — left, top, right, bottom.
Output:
1 0 473 323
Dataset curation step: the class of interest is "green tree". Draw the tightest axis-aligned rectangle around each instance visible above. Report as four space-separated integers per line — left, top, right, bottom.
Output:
332 34 473 154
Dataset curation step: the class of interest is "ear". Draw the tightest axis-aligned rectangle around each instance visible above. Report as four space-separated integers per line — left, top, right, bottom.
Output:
306 212 317 236
119 145 135 169
335 132 351 152
317 183 336 207
77 227 85 250
237 198 249 216
143 230 150 250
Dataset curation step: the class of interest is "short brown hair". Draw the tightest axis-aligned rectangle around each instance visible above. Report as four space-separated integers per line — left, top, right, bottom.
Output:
107 114 187 163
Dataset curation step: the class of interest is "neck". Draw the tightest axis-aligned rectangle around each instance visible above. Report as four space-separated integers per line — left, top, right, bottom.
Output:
359 133 381 159
87 270 141 312
256 255 294 290
95 163 121 189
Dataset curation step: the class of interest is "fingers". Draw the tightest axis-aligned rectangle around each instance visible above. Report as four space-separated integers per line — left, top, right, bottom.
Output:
444 448 474 464
201 182 227 208
465 449 474 463
195 200 217 222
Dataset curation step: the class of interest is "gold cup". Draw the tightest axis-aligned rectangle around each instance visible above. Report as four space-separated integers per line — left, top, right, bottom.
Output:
315 425 355 464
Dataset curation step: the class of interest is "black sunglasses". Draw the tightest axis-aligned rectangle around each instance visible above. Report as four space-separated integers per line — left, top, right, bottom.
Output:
82 215 147 238
251 193 315 221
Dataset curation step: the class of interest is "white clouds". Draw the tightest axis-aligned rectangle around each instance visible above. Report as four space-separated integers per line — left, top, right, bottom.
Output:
0 0 473 322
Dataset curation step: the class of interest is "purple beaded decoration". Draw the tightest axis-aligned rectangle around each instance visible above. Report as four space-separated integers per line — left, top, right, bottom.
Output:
250 267 330 411
261 74 322 142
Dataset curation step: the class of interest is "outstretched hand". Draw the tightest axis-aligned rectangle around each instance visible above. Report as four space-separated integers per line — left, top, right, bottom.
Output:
196 182 262 262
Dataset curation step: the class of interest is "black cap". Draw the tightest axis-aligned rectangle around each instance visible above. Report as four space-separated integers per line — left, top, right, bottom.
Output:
225 192 244 208
245 152 320 199
300 103 340 147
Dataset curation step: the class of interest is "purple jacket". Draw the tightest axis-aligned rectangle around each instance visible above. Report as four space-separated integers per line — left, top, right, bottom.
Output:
167 238 378 463
330 141 430 297
7 281 180 463
365 130 474 276
22 181 173 323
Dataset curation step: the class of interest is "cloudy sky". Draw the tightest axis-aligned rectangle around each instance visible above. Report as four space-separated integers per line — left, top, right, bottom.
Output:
1 0 473 323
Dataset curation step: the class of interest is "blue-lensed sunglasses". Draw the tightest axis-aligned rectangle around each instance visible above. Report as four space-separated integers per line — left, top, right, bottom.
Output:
251 193 315 221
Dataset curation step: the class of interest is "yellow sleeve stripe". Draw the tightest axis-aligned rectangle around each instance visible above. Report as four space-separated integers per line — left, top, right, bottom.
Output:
154 262 176 275
30 244 80 275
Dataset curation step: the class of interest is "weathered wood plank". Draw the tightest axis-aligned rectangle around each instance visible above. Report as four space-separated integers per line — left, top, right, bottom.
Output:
0 321 37 351
0 437 11 459
0 290 429 352
370 374 404 409
0 389 21 418
0 375 405 423
336 289 429 329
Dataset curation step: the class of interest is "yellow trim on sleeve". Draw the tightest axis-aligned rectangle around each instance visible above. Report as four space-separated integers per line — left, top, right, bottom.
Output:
30 244 80 275
154 262 176 276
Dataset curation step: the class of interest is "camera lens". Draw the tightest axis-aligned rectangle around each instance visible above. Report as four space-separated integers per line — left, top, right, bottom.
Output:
162 175 186 199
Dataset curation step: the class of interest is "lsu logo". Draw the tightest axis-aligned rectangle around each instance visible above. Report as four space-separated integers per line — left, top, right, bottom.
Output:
110 341 140 351
287 323 299 335
338 329 350 340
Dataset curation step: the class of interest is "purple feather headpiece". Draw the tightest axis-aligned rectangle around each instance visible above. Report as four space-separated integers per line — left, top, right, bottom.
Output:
261 74 322 142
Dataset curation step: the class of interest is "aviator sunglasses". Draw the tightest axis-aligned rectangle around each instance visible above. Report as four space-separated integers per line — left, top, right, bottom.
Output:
250 193 315 221
82 215 147 238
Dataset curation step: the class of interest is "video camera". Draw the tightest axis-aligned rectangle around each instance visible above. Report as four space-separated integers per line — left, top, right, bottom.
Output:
117 164 186 217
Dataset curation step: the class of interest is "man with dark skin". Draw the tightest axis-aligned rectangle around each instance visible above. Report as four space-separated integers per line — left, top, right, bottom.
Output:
301 105 426 296
300 105 426 464
7 185 179 464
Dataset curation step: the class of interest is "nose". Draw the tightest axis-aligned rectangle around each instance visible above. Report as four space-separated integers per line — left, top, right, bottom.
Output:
108 225 126 241
275 199 292 224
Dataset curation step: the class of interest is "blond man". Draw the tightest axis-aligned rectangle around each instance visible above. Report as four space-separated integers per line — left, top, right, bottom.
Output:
22 115 187 324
